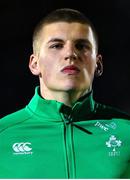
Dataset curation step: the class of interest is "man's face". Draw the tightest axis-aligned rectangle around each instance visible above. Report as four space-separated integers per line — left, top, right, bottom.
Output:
34 22 99 93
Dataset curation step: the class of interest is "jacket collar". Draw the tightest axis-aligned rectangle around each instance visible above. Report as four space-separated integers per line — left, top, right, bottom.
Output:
27 86 95 122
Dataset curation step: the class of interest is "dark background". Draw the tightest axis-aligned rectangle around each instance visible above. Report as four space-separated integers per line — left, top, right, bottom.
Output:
1 0 130 118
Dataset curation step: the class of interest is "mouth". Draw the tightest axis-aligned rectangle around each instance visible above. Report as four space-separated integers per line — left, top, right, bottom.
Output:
61 65 80 75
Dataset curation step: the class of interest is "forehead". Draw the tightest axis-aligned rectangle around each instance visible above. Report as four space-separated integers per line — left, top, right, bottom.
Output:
40 22 94 42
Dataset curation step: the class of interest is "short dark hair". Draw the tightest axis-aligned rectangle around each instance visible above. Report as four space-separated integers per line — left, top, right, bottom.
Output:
33 8 98 55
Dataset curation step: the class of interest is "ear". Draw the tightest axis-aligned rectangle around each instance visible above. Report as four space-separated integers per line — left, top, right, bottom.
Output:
95 54 103 77
29 54 40 76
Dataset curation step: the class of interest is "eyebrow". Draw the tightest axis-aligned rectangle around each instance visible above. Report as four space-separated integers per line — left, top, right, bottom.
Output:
47 38 64 44
75 39 91 44
47 38 91 45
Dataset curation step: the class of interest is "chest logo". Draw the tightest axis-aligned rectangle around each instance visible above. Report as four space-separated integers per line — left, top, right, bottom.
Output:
95 121 117 131
106 135 122 156
95 121 109 131
12 142 33 155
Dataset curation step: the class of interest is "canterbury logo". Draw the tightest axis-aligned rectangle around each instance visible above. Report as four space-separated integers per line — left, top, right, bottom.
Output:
12 142 33 155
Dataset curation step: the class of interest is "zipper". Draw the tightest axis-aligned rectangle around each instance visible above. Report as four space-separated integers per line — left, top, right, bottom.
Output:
62 114 76 179
61 105 92 178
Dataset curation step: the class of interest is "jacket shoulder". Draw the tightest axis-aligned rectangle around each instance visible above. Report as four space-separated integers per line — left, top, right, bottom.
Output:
94 102 130 120
0 107 32 132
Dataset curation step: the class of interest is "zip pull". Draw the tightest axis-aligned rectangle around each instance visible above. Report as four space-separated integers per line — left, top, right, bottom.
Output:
72 123 93 135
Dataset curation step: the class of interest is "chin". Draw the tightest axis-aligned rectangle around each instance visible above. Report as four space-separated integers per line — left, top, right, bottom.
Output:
62 84 82 92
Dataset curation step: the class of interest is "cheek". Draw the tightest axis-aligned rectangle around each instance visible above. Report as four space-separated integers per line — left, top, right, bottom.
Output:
83 56 96 74
39 57 56 79
89 61 96 73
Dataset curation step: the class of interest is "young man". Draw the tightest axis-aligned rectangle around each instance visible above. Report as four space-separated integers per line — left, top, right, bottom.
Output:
0 8 130 178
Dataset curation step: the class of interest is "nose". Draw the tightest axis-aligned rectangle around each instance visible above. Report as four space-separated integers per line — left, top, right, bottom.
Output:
64 43 78 61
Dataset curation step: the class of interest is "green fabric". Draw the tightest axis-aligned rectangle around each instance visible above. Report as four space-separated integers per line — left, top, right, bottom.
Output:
0 86 130 178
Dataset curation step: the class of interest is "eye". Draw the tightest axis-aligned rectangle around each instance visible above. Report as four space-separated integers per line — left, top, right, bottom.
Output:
75 43 91 51
49 43 63 49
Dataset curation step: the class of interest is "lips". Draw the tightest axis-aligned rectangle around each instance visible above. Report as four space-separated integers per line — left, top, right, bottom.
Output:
61 65 80 74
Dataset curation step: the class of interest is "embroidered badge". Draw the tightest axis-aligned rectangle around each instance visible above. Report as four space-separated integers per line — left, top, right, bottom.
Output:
106 135 122 156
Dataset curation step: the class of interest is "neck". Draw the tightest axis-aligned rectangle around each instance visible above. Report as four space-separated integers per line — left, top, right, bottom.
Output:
40 85 91 107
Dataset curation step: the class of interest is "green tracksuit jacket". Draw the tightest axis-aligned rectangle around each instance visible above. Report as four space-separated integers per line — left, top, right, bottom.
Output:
0 86 130 179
